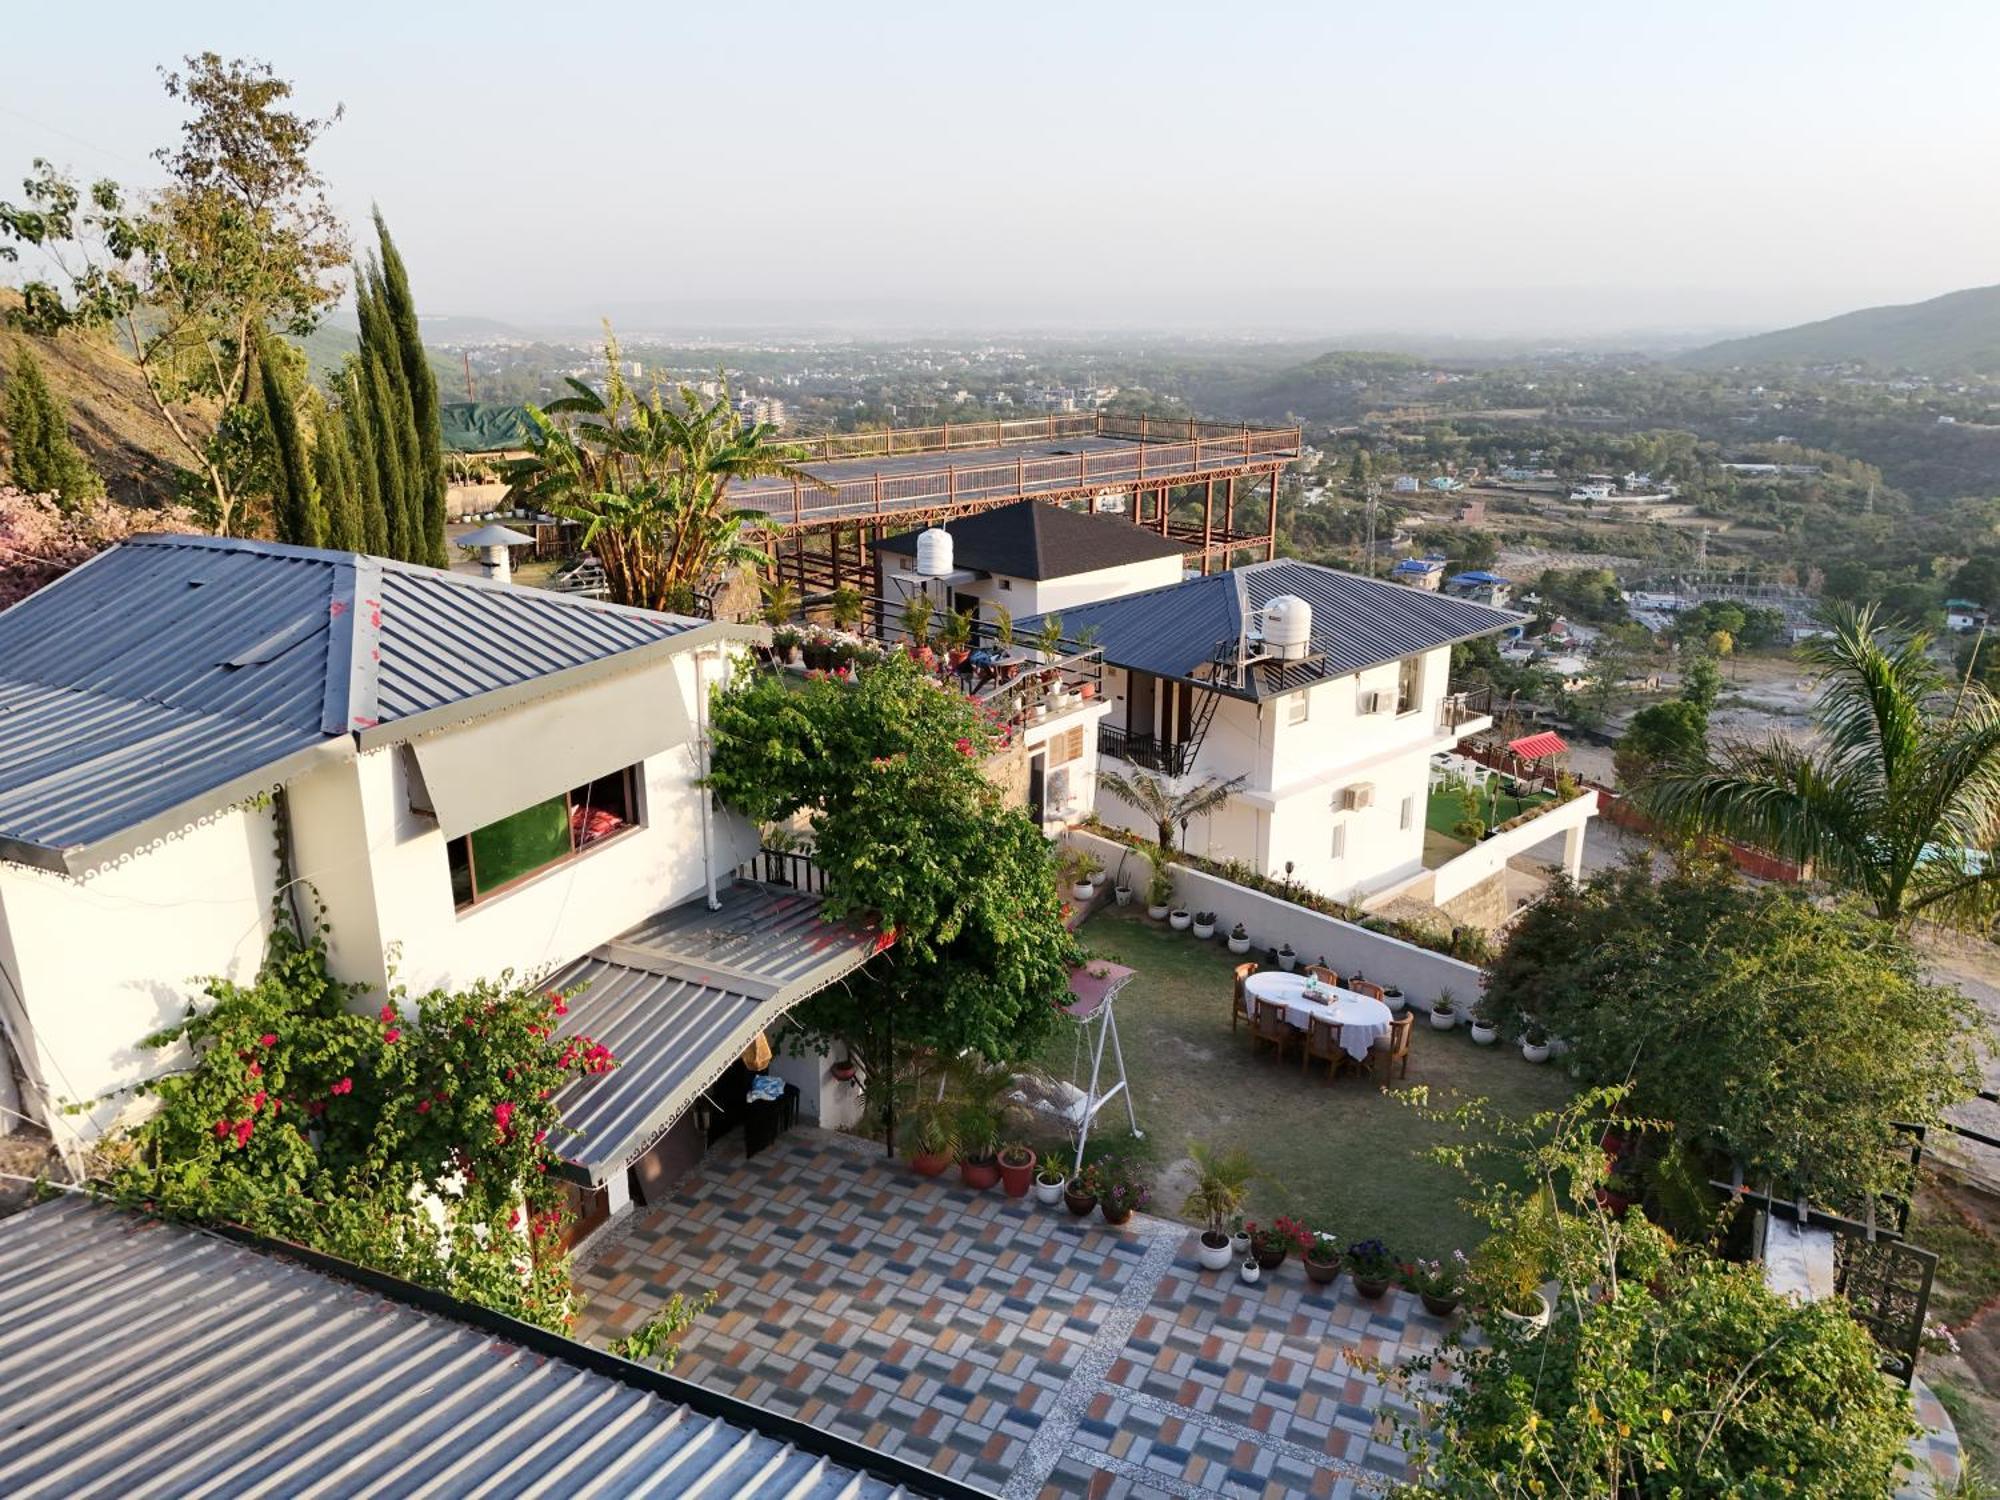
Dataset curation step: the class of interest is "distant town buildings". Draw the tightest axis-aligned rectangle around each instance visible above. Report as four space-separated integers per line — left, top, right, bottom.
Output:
1392 474 1420 494
1391 556 1446 591
1444 570 1513 608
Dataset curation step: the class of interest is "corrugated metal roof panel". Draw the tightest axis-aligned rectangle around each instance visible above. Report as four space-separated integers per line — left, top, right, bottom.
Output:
0 535 711 869
0 1197 911 1499
550 882 886 1184
1021 559 1524 701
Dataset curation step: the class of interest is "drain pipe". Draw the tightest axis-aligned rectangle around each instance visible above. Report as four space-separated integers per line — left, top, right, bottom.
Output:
693 645 721 911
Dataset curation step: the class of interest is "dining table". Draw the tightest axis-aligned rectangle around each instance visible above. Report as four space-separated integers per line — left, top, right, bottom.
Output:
1242 971 1396 1062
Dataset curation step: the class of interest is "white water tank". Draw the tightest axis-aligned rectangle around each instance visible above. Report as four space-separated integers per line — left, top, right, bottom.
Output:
1261 595 1313 660
916 526 954 576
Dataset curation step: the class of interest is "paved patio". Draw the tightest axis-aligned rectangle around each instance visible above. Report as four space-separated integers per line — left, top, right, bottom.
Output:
574 1131 1447 1497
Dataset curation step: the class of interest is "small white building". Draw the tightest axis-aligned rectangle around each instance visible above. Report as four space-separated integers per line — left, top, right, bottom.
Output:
1027 560 1576 905
0 535 879 1227
1391 475 1421 494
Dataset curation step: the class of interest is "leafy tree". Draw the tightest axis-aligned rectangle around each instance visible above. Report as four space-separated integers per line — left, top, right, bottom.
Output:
1482 860 1981 1205
1952 550 2000 608
0 54 347 533
1383 1088 1918 1498
1678 645 1723 711
1642 601 2000 927
507 333 822 611
705 654 1076 1151
1613 698 1707 787
1096 768 1247 850
1 343 101 502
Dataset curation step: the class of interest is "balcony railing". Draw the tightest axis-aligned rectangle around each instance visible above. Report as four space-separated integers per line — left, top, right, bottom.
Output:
1097 724 1196 778
1438 684 1494 735
738 846 828 895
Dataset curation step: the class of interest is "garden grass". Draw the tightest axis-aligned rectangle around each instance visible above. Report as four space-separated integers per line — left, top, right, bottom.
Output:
1426 781 1553 841
1052 905 1576 1259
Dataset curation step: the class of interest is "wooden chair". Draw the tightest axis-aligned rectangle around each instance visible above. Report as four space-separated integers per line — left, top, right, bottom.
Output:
1305 965 1341 987
1230 962 1258 1033
1367 1014 1413 1085
1302 1015 1345 1082
1252 997 1296 1061
1349 979 1386 1002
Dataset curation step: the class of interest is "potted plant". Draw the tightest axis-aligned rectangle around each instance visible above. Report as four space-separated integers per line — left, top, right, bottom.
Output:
1068 852 1101 902
907 1103 956 1179
771 626 804 666
900 593 934 651
829 585 865 633
1302 1230 1342 1286
998 1142 1038 1198
1275 942 1298 973
1191 910 1217 941
1245 1218 1304 1272
1469 1007 1499 1045
1229 1221 1252 1263
1145 847 1174 920
1520 1024 1551 1064
1594 1170 1639 1219
1183 1143 1257 1272
1429 988 1459 1031
1226 922 1252 955
1402 1252 1468 1317
829 1055 859 1082
939 607 973 668
1034 1148 1069 1206
1113 853 1134 907
1096 1156 1150 1227
1239 1255 1261 1285
1168 907 1192 932
1346 1238 1396 1299
1064 1161 1099 1217
1473 1223 1553 1336
1380 983 1406 1013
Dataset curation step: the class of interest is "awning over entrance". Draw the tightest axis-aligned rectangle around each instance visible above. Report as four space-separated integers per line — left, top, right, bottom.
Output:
548 879 888 1186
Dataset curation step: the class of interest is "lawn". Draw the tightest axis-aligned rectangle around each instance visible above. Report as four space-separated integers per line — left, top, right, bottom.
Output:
1050 905 1575 1259
1425 778 1554 842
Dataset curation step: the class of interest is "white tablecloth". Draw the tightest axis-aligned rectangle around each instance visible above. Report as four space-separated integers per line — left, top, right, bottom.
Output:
1242 972 1395 1061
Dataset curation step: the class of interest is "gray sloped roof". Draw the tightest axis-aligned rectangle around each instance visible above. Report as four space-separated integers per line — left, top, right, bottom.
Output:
1021 559 1524 701
0 1196 929 1499
550 880 887 1185
0 535 738 874
875 500 1188 581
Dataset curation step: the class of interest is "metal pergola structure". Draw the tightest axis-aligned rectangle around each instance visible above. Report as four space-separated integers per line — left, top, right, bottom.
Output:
1064 961 1140 1165
739 412 1303 596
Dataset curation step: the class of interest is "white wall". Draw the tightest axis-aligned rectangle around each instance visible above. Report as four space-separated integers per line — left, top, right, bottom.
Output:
1020 700 1111 830
1425 791 1598 907
881 552 1181 628
0 803 281 1152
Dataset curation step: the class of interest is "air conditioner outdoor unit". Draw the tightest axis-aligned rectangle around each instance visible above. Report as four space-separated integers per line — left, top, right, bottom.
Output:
1341 782 1376 812
1357 690 1384 715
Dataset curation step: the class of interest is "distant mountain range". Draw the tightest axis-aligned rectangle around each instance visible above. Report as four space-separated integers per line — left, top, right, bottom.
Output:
1679 284 2000 375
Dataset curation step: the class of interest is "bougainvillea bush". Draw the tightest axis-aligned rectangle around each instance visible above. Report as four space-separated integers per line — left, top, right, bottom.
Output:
0 485 197 607
105 916 613 1332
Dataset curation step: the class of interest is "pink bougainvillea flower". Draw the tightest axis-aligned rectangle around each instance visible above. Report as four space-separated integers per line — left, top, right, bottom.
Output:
552 998 569 1017
232 1120 254 1149
379 1003 397 1024
248 1090 267 1113
330 1076 353 1096
383 1028 401 1044
214 1117 231 1139
246 1062 261 1078
416 1098 431 1114
534 1128 549 1145
259 1033 277 1048
955 737 974 756
493 1101 515 1131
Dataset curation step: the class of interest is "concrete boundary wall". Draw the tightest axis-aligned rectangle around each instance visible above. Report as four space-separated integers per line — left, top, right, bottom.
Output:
1066 828 1486 1005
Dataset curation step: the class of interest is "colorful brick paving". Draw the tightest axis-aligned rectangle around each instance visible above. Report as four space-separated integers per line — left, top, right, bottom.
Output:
573 1131 1448 1496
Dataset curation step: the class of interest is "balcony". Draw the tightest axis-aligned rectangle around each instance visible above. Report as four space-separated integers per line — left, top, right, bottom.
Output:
1438 685 1494 739
1097 724 1196 778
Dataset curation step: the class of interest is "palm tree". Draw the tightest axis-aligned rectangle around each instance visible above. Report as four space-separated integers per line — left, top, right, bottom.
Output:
505 331 826 613
1637 601 2000 927
1098 768 1246 851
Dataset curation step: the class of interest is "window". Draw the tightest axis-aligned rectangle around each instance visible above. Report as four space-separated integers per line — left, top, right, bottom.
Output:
1287 692 1309 726
447 766 641 909
1396 655 1424 716
1399 795 1414 831
998 577 1012 591
1330 824 1346 861
1049 725 1086 766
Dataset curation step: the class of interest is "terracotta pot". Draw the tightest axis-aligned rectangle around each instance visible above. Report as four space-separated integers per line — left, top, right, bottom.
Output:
1101 1204 1133 1227
1252 1245 1288 1272
960 1157 1001 1191
1594 1187 1632 1218
1351 1274 1392 1299
1063 1188 1098 1217
911 1151 951 1178
1420 1293 1462 1317
830 1061 857 1082
999 1150 1037 1198
1303 1256 1341 1286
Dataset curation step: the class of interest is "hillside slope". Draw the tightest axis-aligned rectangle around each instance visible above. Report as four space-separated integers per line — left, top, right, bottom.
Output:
1680 284 2000 375
0 292 212 507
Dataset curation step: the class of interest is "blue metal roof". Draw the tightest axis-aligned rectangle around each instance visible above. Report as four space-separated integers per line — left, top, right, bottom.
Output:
0 1197 922 1499
0 535 726 874
1022 560 1522 702
1447 570 1510 585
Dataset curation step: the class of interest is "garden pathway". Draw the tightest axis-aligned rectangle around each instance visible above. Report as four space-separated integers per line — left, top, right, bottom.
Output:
573 1130 1446 1497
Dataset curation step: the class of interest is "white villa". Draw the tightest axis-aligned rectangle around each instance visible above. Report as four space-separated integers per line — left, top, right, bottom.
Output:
0 535 877 1233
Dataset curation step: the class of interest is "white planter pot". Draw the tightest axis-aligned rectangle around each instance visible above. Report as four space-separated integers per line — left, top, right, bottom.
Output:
1169 911 1192 931
1033 1175 1066 1206
1148 904 1172 921
1114 887 1133 907
1196 1233 1234 1271
1226 935 1251 954
1470 1022 1498 1046
1192 922 1216 941
1497 1290 1553 1336
1521 1040 1551 1064
1275 951 1298 972
1239 1260 1261 1285
1430 1009 1458 1031
1072 882 1095 901
1382 989 1406 1013
1230 1231 1252 1261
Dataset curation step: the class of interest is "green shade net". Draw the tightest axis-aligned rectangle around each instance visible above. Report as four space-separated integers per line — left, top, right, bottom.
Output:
440 402 535 453
468 794 570 892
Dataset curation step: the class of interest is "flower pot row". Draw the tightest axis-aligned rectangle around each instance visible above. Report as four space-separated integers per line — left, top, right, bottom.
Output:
910 1144 1041 1197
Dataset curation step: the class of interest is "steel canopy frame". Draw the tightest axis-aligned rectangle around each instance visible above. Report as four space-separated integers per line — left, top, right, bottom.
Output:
1065 962 1140 1164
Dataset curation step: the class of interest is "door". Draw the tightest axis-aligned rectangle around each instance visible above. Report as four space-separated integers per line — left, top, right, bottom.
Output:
1028 751 1047 826
1127 671 1156 742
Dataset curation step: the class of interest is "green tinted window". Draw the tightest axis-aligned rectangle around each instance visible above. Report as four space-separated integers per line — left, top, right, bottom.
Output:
466 794 571 892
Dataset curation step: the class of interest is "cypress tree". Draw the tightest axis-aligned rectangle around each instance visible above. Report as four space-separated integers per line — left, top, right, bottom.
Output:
357 262 426 562
257 328 322 547
344 365 389 555
313 394 363 551
373 210 446 566
363 347 409 559
2 343 103 504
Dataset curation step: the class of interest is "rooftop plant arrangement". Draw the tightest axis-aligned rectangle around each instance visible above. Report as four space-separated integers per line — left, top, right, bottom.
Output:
1182 1142 1258 1244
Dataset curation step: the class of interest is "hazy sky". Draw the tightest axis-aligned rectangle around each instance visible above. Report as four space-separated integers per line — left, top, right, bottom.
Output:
3 1 1996 339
